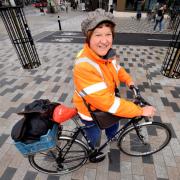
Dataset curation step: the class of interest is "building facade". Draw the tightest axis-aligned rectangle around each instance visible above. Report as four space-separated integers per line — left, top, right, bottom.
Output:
116 0 166 11
83 0 168 11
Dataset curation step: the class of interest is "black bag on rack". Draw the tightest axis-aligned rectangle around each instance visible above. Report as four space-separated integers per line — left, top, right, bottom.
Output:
11 118 27 141
90 110 121 129
78 88 122 129
11 99 59 143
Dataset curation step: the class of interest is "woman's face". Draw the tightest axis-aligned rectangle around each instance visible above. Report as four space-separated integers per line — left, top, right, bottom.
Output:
89 25 113 57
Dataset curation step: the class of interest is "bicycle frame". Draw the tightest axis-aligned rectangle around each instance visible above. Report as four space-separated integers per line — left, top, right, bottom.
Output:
64 86 151 156
71 115 145 155
28 116 171 174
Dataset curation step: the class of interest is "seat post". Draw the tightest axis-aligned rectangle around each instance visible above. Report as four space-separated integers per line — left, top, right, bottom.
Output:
72 115 81 127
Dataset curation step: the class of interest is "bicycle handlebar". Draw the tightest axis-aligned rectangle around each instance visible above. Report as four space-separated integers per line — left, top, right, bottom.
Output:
129 85 151 107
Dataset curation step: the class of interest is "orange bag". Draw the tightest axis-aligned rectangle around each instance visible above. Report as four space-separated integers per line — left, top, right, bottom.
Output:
53 104 77 124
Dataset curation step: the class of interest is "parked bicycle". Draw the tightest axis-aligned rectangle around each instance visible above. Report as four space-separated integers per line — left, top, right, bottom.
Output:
28 86 172 175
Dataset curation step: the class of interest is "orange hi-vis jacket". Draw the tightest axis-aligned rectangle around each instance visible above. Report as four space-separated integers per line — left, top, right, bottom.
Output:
73 44 143 121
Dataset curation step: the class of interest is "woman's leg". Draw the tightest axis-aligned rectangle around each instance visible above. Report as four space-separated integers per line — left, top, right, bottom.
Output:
154 20 158 31
81 120 101 148
159 20 162 31
105 123 119 140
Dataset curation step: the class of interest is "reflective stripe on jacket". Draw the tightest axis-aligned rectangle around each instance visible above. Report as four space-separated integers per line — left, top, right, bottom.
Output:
73 44 143 121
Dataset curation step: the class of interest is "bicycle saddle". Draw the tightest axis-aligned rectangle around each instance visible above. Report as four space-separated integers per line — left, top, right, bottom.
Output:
53 104 77 124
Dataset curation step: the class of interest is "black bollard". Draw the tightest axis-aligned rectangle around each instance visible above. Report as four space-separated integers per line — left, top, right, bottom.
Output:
58 16 61 30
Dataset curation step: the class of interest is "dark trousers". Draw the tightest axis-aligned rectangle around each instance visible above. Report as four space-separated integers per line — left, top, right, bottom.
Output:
154 19 163 31
81 120 119 148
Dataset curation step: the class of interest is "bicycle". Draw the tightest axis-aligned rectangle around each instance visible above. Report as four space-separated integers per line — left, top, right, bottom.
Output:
28 86 172 175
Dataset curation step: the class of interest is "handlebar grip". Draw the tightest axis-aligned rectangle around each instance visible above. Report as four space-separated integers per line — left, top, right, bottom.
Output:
129 85 140 97
129 85 135 90
139 96 151 106
130 85 151 106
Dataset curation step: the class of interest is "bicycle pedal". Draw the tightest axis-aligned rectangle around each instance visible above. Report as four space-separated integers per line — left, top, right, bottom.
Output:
89 152 106 163
57 164 63 170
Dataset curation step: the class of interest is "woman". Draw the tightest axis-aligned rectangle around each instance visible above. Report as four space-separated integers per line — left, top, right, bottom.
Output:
73 9 156 150
154 5 165 32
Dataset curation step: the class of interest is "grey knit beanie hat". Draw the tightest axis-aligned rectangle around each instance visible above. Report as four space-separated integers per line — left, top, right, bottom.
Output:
81 8 116 36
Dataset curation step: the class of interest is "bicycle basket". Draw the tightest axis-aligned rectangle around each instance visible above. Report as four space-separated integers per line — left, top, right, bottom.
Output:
13 124 58 156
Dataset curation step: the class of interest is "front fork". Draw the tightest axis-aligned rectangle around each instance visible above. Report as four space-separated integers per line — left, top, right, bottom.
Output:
133 121 147 145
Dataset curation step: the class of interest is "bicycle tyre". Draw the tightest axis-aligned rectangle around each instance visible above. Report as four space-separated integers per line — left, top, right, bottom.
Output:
28 136 89 175
118 121 171 156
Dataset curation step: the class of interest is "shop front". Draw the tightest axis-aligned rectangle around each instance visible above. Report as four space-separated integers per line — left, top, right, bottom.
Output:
116 0 167 11
81 0 168 12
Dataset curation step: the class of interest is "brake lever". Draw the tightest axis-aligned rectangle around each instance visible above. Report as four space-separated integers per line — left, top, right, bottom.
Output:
129 85 140 98
140 96 151 106
130 85 151 106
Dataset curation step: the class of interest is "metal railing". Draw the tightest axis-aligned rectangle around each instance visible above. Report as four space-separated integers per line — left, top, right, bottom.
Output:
0 6 41 69
161 14 180 79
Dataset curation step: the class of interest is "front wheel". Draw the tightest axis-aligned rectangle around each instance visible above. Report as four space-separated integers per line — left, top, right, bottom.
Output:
118 122 171 156
28 136 89 175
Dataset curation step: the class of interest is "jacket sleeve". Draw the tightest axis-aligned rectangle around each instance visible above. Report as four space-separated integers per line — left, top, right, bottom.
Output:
74 62 143 118
118 67 133 86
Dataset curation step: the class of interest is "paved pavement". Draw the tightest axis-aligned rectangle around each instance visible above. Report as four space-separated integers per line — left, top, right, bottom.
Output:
0 5 180 180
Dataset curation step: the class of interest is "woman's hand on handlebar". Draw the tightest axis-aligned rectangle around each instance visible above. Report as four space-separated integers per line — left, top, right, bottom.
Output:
129 84 156 117
128 81 135 87
142 106 156 117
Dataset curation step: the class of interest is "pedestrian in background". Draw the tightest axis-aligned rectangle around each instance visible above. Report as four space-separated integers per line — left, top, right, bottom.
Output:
65 0 68 13
153 4 165 32
151 2 160 22
136 0 144 20
109 4 114 14
39 5 45 15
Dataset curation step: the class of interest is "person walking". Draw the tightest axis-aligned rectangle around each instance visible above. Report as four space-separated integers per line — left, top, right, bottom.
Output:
65 0 68 13
109 4 114 14
151 2 160 22
72 9 156 153
39 5 45 15
153 5 164 32
136 0 144 20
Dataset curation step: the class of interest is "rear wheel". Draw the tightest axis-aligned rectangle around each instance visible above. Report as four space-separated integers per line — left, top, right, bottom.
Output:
28 136 89 175
118 122 171 156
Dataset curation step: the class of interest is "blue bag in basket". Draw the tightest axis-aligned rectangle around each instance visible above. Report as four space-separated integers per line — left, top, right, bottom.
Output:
14 124 58 156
